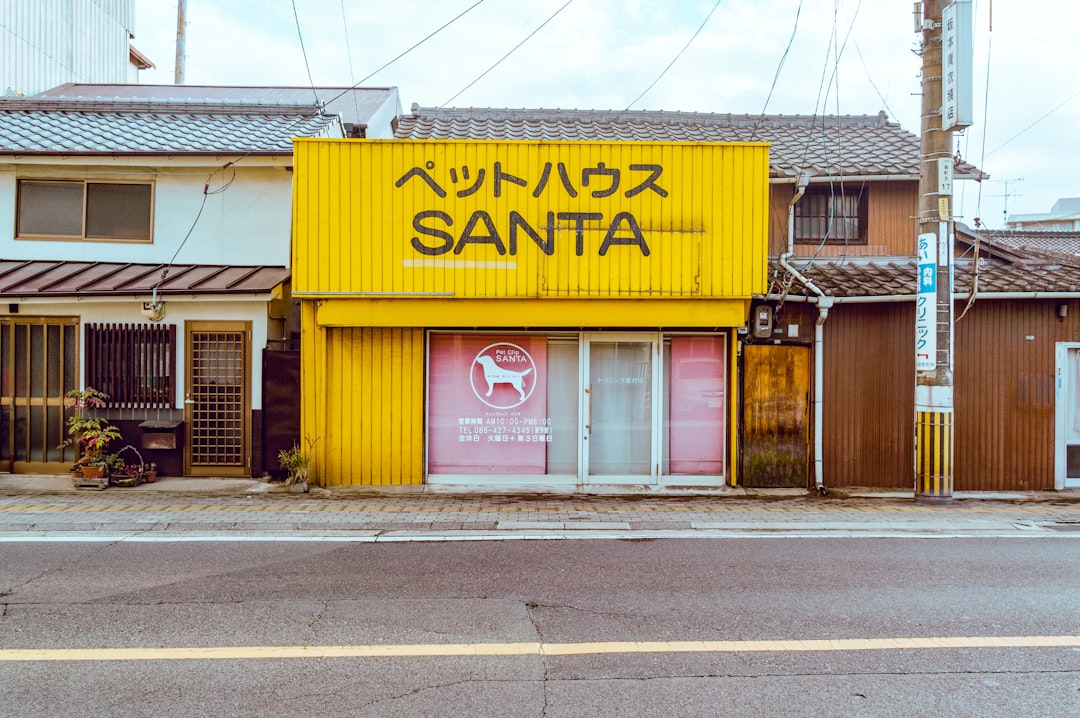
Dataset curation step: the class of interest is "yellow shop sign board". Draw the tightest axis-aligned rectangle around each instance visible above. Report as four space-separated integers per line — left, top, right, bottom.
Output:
293 139 768 299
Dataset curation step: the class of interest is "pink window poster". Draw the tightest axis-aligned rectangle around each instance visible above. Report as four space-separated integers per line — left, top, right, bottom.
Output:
669 336 726 474
428 335 548 474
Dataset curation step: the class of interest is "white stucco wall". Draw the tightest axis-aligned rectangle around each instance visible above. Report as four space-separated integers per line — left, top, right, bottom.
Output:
0 159 294 265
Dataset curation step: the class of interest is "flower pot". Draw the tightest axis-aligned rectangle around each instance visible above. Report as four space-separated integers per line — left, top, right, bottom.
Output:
80 465 106 479
288 480 308 494
143 470 157 483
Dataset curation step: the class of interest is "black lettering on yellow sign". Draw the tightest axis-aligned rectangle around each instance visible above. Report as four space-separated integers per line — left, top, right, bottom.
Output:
411 210 650 257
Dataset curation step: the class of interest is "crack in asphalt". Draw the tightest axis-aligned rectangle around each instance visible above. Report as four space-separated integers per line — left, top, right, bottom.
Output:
525 601 551 718
0 540 123 598
347 677 541 714
307 600 329 641
524 600 637 620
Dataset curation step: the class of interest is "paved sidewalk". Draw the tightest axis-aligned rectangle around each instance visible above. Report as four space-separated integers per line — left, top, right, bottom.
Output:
1 474 1078 539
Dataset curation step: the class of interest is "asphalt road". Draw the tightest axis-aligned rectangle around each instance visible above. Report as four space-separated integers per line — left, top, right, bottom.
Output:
1 537 1078 717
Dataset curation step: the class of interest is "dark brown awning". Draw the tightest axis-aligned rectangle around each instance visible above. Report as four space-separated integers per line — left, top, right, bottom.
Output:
0 260 289 298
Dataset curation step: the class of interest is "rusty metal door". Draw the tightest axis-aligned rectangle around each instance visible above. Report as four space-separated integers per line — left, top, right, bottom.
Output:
184 321 251 476
741 344 810 488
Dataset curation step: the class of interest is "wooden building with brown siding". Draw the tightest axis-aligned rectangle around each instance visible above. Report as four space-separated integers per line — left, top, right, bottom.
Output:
784 229 1080 491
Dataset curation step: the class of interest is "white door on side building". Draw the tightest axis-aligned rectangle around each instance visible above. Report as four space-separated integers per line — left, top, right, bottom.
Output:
1054 343 1080 489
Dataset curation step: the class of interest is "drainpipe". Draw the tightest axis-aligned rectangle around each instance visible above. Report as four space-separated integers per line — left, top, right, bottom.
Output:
778 174 830 494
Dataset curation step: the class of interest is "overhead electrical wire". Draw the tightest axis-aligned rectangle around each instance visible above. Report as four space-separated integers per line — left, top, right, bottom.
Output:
750 0 804 141
290 0 321 107
339 0 362 124
985 87 1080 158
441 0 575 107
851 38 896 121
325 0 488 108
623 0 724 111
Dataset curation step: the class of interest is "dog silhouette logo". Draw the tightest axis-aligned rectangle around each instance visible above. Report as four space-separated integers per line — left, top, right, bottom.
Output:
470 343 537 409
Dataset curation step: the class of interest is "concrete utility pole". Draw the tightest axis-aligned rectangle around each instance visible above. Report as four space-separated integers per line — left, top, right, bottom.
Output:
914 0 966 503
174 0 187 85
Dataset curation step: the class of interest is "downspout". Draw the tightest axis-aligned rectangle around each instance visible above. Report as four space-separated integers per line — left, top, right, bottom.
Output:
778 174 830 494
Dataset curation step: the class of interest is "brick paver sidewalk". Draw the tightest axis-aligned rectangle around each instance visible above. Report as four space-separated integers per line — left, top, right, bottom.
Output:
0 482 1077 536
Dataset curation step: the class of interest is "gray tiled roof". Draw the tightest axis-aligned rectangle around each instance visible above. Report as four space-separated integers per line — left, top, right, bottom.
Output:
0 99 336 154
1 84 403 154
30 83 400 129
775 256 1080 298
0 260 288 297
395 106 984 180
981 229 1080 257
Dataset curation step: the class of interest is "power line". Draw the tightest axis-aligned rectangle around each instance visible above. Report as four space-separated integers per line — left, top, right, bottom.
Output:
339 0 361 124
624 0 724 111
850 37 895 120
750 0 804 141
986 87 1080 157
325 0 488 108
290 0 321 106
441 0 575 107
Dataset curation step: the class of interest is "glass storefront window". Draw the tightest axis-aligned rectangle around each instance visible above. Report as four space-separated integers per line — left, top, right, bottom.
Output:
427 334 578 476
663 335 726 475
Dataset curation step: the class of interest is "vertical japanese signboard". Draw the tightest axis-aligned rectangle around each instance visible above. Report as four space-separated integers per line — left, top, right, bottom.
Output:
942 0 973 131
916 232 938 371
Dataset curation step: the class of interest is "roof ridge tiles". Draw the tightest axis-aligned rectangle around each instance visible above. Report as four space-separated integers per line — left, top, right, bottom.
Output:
0 99 328 116
408 105 897 129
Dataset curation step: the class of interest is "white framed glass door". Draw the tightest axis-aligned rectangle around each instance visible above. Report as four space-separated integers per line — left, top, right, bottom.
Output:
582 333 660 483
1055 343 1080 489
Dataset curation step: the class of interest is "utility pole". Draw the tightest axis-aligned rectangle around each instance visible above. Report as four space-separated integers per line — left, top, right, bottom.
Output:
174 0 187 85
914 0 971 503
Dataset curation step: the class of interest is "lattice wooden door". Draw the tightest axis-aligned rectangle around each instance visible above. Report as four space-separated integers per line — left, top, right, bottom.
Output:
184 321 250 476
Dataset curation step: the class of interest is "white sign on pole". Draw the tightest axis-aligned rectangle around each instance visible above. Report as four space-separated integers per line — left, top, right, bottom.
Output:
938 157 954 196
916 232 938 371
942 0 974 130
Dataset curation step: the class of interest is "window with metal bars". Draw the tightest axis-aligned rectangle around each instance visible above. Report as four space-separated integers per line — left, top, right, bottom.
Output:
85 324 176 408
793 184 868 245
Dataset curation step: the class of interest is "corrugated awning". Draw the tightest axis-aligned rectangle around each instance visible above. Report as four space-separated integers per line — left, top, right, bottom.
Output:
0 260 289 298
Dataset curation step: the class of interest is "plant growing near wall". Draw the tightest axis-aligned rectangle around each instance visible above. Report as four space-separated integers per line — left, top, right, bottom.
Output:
278 435 319 488
63 387 122 472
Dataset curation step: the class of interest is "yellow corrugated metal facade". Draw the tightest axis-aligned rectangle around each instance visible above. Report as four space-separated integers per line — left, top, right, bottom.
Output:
294 139 768 486
293 140 768 302
301 302 424 486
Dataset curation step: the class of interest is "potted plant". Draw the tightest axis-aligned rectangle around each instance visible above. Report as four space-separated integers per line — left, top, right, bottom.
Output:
63 387 122 482
108 445 146 487
278 436 318 493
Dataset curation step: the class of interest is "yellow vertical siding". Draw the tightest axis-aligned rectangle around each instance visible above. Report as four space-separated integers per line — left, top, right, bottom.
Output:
302 317 424 486
293 139 769 306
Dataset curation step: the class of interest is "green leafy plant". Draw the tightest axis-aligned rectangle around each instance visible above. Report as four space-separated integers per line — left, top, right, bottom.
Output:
62 387 122 470
278 435 319 486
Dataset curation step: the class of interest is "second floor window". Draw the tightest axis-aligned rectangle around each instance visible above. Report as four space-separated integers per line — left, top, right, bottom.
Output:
16 179 153 242
794 184 867 245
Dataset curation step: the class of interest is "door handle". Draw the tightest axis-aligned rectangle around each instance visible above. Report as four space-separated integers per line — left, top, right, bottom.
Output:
585 384 592 434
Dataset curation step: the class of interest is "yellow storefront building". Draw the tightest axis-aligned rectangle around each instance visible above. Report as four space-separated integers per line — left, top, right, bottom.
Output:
292 139 768 488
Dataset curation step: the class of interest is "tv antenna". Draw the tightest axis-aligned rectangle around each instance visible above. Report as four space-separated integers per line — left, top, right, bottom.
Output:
984 177 1024 228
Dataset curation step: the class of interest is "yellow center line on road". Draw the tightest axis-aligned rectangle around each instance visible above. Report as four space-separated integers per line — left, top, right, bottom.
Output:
2 635 1077 662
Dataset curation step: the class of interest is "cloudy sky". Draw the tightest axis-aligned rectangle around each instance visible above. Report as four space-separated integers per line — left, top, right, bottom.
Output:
131 0 1079 229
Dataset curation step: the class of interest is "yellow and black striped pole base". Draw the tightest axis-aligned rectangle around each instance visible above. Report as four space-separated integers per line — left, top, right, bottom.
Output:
915 409 953 503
